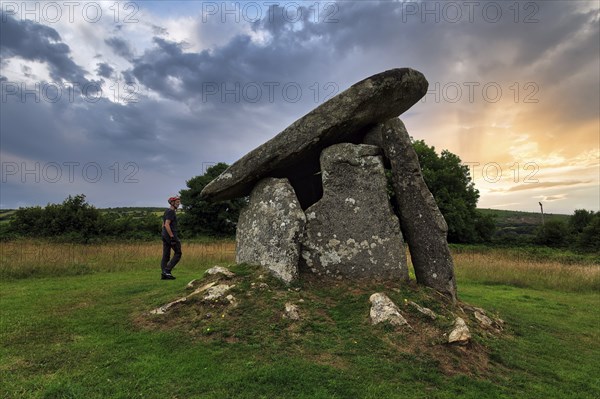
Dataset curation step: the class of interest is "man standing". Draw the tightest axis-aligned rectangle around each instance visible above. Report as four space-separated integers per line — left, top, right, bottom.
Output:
161 196 182 280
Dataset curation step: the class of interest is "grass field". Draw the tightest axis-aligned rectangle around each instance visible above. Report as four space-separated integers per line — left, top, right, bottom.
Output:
1 240 599 398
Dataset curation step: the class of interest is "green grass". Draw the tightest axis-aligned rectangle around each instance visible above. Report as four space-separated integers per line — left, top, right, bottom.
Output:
458 282 600 397
1 242 599 398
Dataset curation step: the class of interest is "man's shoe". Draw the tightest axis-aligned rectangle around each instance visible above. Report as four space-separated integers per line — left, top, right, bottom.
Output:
161 273 176 280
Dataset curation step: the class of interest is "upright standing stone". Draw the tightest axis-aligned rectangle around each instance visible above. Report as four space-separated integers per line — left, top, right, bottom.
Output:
236 178 306 284
380 118 457 300
201 68 429 202
301 143 409 280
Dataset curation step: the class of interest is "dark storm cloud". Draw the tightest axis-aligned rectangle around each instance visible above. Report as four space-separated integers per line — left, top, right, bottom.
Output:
127 3 357 104
2 86 183 178
117 0 598 163
130 38 211 100
318 1 600 124
1 92 63 161
105 37 134 60
125 1 597 109
1 1 597 210
0 78 271 207
0 11 89 84
96 62 114 79
121 70 136 84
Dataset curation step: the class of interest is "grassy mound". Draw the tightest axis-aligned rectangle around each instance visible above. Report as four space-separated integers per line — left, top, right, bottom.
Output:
139 264 505 377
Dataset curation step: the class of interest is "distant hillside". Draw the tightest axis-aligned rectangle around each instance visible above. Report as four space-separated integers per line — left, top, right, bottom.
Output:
0 210 16 224
478 208 570 242
101 207 165 217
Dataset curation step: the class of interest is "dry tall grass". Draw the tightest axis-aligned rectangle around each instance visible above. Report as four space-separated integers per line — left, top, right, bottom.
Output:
1 240 598 291
0 240 235 279
452 250 600 292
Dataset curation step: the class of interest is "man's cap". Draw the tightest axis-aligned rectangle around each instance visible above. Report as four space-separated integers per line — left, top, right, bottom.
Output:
168 196 180 204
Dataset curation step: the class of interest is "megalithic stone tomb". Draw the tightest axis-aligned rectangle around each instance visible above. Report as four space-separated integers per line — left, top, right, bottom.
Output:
200 68 458 300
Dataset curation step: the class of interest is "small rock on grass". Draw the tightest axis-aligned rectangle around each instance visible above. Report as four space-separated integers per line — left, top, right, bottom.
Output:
205 266 235 278
251 282 270 290
283 302 300 320
494 318 505 330
448 317 471 344
151 282 217 315
369 293 410 327
408 301 437 320
150 297 187 315
474 310 493 328
186 279 198 289
226 294 238 308
202 284 235 301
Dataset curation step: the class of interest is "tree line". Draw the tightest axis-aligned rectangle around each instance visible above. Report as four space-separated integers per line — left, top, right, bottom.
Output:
2 140 598 252
3 194 161 242
535 210 600 252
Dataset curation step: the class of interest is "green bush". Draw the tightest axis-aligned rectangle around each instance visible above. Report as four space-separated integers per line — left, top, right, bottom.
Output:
535 220 569 248
577 213 600 252
10 195 101 242
6 194 161 242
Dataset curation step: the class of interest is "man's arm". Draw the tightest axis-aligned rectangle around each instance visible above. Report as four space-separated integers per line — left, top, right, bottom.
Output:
164 219 174 238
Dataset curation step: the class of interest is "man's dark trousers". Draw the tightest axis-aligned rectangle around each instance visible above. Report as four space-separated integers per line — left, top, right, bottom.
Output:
161 234 182 274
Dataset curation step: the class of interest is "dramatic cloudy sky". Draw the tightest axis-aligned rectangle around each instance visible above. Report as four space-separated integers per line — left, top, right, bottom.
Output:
1 1 598 214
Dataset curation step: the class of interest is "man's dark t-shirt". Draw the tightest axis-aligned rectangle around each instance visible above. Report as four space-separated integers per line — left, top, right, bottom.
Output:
162 208 178 237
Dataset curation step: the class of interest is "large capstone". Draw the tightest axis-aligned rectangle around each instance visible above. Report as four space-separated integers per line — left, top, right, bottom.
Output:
236 178 306 284
380 118 457 300
200 68 429 203
300 143 409 280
